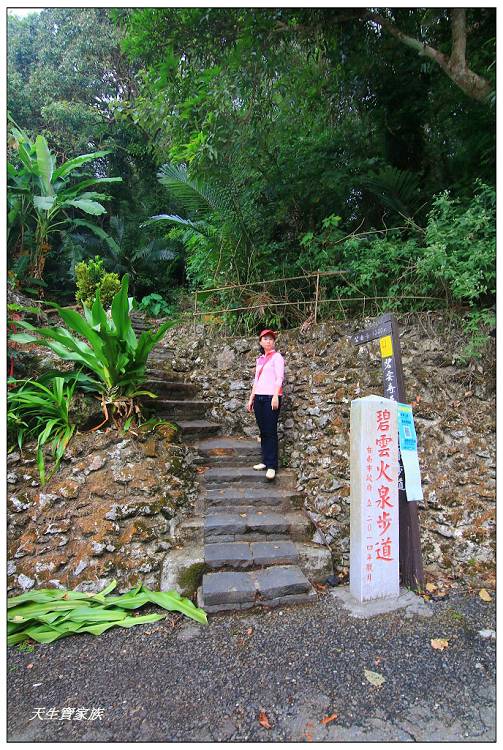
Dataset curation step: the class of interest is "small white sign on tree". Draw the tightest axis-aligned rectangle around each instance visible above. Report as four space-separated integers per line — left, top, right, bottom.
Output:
350 395 400 602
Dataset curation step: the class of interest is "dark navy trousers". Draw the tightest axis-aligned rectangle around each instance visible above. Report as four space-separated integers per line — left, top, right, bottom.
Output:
253 395 282 470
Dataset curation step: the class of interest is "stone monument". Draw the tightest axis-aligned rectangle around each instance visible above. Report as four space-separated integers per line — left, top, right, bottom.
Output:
350 395 399 602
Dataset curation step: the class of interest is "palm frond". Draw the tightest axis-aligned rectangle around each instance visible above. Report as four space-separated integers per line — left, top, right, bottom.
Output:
360 166 421 216
142 213 217 240
156 163 232 218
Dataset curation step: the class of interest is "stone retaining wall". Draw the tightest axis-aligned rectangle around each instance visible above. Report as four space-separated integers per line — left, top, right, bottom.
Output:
157 313 496 579
7 427 199 596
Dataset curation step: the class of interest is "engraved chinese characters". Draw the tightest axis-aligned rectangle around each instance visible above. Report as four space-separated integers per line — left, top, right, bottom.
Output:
349 312 424 590
350 396 399 602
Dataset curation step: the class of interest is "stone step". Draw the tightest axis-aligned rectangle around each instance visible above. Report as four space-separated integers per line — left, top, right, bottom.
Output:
200 466 297 490
193 437 261 465
199 564 316 613
200 485 303 512
175 420 222 440
204 510 311 543
149 399 207 419
144 379 200 398
204 539 299 570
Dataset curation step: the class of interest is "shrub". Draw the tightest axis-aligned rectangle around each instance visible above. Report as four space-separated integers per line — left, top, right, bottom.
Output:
138 293 173 318
7 376 77 485
75 256 121 308
10 275 175 429
417 181 496 308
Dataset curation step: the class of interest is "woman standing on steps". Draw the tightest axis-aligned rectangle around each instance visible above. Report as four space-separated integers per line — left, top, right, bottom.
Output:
246 329 285 481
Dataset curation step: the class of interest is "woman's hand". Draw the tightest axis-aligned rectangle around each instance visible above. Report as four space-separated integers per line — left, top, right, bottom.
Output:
271 395 279 410
246 398 254 413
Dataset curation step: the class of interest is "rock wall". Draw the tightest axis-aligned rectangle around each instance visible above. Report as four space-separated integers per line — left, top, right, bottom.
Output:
7 426 199 596
156 313 496 579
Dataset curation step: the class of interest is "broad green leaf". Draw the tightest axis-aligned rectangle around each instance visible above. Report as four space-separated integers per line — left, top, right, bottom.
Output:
57 176 122 198
53 149 112 180
62 199 107 215
71 218 121 254
9 333 39 345
111 275 136 348
33 195 56 211
140 587 208 625
90 293 109 331
35 135 54 196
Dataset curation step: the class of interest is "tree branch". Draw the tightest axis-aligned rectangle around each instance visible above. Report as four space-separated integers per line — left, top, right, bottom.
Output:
366 9 492 103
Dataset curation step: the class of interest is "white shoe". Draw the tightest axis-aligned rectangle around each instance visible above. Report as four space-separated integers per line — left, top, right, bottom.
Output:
253 463 266 470
266 469 276 480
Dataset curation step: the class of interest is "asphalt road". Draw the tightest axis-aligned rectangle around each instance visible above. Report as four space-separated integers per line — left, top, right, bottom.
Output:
7 588 496 742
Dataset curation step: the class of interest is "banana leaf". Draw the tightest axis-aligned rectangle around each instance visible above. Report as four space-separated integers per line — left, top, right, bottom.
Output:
139 587 208 625
7 579 118 608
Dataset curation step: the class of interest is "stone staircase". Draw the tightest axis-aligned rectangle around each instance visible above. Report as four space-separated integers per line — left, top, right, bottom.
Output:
194 440 326 613
133 312 222 441
134 314 333 613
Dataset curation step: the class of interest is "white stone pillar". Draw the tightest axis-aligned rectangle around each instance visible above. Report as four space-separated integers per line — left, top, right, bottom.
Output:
350 396 400 602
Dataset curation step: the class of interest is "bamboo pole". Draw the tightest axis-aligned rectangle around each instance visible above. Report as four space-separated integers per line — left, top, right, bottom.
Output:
195 269 347 296
314 272 320 324
189 295 446 317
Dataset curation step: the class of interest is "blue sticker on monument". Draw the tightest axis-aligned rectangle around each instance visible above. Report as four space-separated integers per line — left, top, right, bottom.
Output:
397 404 417 451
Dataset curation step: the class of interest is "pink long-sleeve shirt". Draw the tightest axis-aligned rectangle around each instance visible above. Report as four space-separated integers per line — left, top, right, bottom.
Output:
253 351 284 395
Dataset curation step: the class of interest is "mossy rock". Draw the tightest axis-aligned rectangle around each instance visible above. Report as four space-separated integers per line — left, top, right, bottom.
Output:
177 562 209 597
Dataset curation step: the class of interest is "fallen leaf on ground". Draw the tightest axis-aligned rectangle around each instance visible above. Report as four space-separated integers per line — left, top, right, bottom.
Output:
425 582 437 593
26 664 33 669
479 588 492 602
246 627 254 636
374 656 382 666
431 638 449 650
364 669 386 686
314 582 328 592
321 713 338 725
258 710 271 729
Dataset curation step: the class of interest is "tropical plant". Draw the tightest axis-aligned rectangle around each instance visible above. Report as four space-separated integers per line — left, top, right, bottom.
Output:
7 121 122 280
143 162 256 286
359 166 422 219
75 216 179 297
7 578 207 646
137 293 173 318
7 376 77 485
75 256 121 308
10 275 174 429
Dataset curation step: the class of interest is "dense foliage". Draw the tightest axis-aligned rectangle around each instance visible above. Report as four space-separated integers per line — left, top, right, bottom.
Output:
8 7 495 326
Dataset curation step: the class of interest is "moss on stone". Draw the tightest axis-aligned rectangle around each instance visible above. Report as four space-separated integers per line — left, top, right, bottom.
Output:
177 562 208 597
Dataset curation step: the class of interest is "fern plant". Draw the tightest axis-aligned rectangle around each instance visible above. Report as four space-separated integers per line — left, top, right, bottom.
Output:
360 166 422 218
142 162 256 286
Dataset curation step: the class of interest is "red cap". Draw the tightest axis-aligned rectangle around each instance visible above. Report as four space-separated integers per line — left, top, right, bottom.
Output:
259 329 277 339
